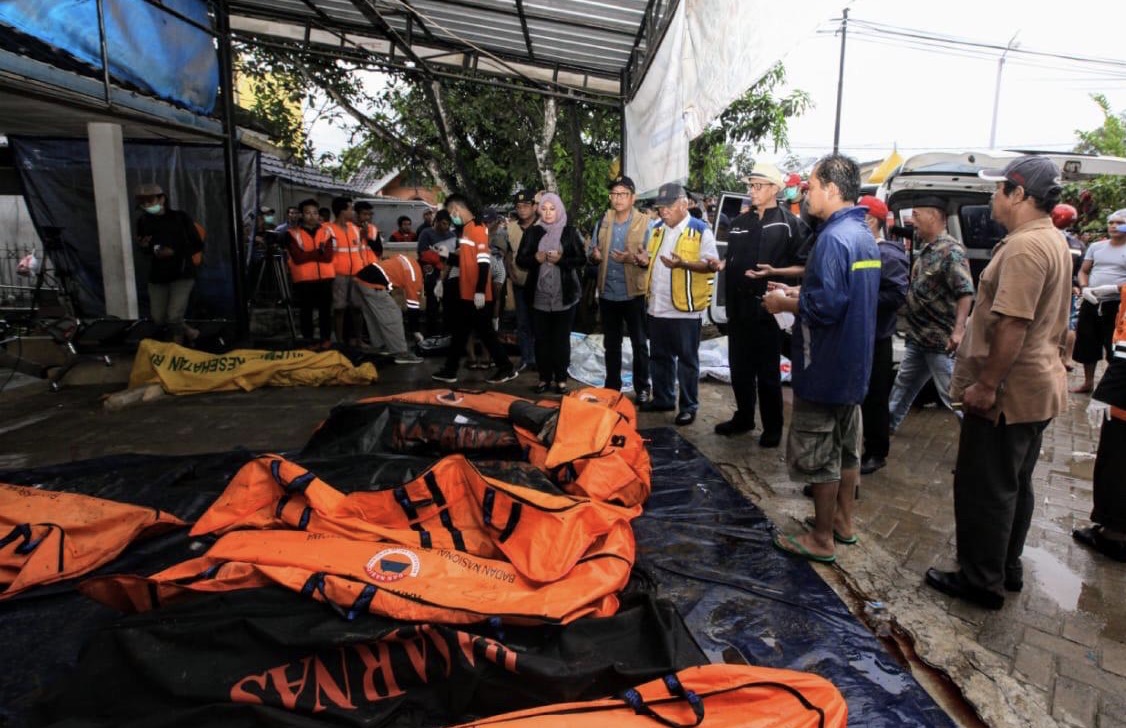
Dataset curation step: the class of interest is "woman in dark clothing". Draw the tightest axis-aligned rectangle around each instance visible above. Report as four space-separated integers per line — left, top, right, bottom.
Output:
515 193 586 394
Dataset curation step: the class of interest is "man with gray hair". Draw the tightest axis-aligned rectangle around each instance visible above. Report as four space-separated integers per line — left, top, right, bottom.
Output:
926 156 1070 610
641 182 722 426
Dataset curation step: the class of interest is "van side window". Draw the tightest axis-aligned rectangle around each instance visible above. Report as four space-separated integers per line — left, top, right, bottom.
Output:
959 205 1006 252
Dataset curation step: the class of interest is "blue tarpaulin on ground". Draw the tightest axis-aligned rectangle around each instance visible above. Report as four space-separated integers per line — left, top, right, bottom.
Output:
0 0 218 113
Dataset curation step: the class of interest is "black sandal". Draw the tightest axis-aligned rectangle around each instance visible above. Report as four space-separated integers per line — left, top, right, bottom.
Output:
533 382 550 394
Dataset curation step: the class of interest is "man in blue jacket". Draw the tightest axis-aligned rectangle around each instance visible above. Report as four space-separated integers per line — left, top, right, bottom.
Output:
764 154 881 563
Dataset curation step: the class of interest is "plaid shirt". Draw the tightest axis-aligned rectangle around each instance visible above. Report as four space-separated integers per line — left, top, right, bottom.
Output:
904 232 975 350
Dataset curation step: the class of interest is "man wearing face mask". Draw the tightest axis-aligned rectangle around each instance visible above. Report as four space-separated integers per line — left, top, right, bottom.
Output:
133 183 204 345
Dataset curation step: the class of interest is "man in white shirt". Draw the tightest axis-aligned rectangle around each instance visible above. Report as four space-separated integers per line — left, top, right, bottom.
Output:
1074 208 1126 392
642 182 722 426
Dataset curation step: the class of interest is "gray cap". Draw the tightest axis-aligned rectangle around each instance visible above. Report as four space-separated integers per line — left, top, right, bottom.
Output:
978 156 1061 199
653 182 686 207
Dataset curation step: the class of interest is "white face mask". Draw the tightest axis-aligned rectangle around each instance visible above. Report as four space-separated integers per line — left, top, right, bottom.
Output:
143 203 162 215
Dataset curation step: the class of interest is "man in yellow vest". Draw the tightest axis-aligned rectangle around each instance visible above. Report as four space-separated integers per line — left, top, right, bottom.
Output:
643 182 722 426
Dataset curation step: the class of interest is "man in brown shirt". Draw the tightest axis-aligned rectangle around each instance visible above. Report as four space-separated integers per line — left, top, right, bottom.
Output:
925 156 1070 610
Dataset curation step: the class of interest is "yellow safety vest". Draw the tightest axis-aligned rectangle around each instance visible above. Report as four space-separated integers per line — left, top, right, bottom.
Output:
646 219 713 313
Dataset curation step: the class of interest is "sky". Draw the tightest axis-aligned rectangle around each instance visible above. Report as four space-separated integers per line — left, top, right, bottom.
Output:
761 0 1126 167
309 0 1126 171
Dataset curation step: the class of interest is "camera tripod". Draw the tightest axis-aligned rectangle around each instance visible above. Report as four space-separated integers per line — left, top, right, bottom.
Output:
247 244 298 344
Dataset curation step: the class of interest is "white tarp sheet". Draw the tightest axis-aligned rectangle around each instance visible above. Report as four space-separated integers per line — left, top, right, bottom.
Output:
625 0 836 197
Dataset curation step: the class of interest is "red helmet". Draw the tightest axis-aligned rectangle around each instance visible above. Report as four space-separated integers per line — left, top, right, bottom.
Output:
1051 203 1077 230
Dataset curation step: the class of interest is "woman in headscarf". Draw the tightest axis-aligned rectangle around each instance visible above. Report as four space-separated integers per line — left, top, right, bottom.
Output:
515 192 586 393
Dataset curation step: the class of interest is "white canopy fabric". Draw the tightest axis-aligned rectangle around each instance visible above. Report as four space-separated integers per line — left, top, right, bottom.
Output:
625 0 835 197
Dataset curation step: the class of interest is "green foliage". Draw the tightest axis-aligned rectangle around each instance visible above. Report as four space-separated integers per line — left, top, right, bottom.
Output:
688 62 812 196
1063 94 1126 234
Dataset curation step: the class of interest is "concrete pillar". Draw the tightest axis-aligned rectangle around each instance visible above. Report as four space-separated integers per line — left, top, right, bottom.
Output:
87 122 138 318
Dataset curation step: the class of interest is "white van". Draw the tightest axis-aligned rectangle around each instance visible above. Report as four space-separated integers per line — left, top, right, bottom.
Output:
879 150 1126 282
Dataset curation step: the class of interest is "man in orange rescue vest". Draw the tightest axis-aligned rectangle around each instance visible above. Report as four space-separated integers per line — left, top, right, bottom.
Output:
329 196 377 348
286 198 335 349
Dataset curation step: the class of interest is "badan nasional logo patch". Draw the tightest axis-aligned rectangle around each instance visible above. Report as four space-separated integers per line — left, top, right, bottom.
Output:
364 548 421 582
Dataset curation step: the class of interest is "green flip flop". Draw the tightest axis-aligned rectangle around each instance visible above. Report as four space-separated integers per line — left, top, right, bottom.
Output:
803 516 859 545
772 533 836 563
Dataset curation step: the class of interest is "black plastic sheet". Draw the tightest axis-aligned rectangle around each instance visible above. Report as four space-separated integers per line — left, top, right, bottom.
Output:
636 428 955 728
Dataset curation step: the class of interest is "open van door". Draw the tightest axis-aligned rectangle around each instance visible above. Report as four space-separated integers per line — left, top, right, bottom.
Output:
707 191 749 331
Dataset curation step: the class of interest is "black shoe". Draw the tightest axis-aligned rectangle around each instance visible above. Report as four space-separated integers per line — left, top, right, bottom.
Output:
432 368 458 383
640 402 675 413
533 381 550 394
715 417 754 436
554 381 568 394
486 367 518 385
1004 575 1023 593
1073 525 1126 562
635 388 653 405
924 568 1004 610
758 432 782 448
860 456 887 475
674 411 696 426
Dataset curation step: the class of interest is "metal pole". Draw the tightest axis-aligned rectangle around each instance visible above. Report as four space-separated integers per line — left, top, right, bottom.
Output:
832 8 848 154
215 0 248 340
619 70 628 179
95 0 111 105
989 32 1020 149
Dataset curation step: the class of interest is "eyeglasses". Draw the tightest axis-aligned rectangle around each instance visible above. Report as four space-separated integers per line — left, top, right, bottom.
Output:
609 191 632 199
748 183 772 191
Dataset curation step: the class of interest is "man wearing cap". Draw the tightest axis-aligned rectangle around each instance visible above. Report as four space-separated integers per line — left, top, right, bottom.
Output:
133 182 204 345
764 154 881 563
504 189 539 371
924 156 1071 610
716 162 812 445
589 175 652 401
642 182 722 426
1073 208 1126 393
857 195 909 474
886 195 975 435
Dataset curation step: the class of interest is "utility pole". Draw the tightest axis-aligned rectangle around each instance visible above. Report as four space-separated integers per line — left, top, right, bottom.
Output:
832 8 848 154
989 31 1020 149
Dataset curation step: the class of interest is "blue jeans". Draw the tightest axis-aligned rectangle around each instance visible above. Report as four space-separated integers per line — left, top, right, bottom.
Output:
888 340 957 432
647 315 702 413
512 284 536 366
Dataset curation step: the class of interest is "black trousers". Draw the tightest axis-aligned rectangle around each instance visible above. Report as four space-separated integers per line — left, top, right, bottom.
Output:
861 336 894 459
1093 417 1126 532
1075 299 1120 364
533 306 576 384
293 279 333 342
443 298 510 373
727 309 783 435
600 296 649 392
424 268 442 336
954 413 1049 595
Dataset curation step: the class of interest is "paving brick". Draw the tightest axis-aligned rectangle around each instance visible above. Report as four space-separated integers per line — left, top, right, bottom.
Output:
1101 639 1126 678
1026 628 1099 666
1057 657 1126 697
1013 643 1056 691
1053 675 1099 727
978 620 1025 658
1062 615 1104 649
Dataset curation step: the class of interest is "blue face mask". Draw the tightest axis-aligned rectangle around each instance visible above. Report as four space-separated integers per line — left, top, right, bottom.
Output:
263 215 275 225
783 187 798 202
143 203 162 215
451 215 464 227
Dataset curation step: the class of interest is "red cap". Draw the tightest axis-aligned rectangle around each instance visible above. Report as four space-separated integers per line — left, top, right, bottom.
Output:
785 173 802 188
858 195 888 221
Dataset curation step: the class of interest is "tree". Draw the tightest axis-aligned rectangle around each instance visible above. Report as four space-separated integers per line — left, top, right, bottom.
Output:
688 63 812 195
1065 94 1126 234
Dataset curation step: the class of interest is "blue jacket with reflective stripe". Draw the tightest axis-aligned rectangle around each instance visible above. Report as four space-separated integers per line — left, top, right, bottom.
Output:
792 206 881 405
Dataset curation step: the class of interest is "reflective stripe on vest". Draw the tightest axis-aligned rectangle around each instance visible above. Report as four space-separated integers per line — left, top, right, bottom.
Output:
331 222 377 276
287 227 335 282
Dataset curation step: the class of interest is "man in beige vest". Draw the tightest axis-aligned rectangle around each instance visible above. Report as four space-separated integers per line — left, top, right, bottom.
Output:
589 176 652 402
504 189 538 372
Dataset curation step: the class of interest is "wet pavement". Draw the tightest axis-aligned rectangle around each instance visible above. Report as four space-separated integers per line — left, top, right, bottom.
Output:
1 353 1123 727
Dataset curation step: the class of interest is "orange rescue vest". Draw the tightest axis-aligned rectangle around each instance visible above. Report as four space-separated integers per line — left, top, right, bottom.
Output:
286 225 335 282
330 221 377 276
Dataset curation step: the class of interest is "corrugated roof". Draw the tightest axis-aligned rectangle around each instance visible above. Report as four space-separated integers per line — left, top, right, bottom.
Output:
227 0 676 105
259 153 370 194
